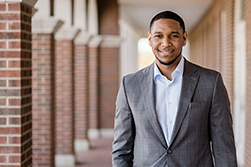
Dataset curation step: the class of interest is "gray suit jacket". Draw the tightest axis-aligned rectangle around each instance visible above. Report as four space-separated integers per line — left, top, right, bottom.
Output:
112 59 237 167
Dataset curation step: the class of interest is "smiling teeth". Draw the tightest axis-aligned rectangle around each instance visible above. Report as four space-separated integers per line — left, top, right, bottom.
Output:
161 50 172 53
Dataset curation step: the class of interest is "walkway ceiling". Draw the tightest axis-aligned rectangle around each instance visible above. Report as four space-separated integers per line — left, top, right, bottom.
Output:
118 0 213 37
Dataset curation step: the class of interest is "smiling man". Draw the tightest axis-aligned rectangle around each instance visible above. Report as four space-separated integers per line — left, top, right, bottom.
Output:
112 11 237 167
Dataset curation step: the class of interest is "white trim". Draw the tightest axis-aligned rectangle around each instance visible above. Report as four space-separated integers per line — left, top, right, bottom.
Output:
74 32 92 45
74 0 87 31
100 128 114 138
74 139 90 152
88 128 100 139
100 35 121 48
55 27 81 40
88 35 103 48
32 17 64 34
88 0 98 35
55 154 75 167
0 0 38 7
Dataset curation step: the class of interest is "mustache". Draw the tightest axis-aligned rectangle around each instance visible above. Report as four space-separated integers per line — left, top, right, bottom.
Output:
156 51 181 66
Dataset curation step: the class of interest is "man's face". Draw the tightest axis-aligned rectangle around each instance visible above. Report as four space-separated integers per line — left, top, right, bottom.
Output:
148 19 187 66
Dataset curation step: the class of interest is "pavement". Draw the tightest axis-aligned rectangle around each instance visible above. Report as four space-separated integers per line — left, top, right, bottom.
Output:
75 138 113 167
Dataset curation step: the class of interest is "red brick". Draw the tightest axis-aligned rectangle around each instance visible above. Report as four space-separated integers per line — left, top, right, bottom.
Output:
9 117 20 125
0 4 6 11
0 41 6 49
0 61 6 68
9 155 20 163
0 80 6 87
0 146 20 153
9 136 20 144
0 137 7 144
0 71 20 77
0 155 6 163
8 4 20 11
0 13 20 20
8 60 20 68
0 99 6 106
0 118 6 125
0 51 21 58
8 79 21 87
0 32 20 39
9 99 21 106
0 127 20 134
8 22 20 30
0 22 6 30
8 41 20 49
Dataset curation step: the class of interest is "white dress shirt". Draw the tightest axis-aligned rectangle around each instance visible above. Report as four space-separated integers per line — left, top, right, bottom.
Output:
154 57 184 167
154 57 184 146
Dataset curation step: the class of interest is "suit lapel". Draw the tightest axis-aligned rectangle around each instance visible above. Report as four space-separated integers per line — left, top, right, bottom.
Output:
169 59 200 146
140 63 167 148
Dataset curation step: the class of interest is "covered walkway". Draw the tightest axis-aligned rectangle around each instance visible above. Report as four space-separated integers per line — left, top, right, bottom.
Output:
75 138 113 167
0 0 251 167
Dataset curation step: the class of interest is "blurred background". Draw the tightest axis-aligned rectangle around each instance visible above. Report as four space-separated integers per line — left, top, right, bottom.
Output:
0 0 250 166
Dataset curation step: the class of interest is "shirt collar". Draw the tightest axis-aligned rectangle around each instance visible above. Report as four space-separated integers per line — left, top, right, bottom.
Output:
154 56 184 82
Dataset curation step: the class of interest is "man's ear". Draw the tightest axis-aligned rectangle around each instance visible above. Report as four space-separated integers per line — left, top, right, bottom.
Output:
182 31 188 46
148 32 152 47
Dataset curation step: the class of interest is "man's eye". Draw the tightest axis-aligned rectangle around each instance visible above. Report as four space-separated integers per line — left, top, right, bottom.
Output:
155 35 162 38
172 35 179 38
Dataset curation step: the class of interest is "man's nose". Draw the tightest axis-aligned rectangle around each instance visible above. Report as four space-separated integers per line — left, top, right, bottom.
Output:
161 37 171 47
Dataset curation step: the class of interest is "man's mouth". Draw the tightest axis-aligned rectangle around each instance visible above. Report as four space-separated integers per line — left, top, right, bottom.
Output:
158 49 174 54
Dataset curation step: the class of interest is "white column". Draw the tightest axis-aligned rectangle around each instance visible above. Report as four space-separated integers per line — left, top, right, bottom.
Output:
119 19 140 82
74 0 87 30
54 0 72 26
88 0 98 35
233 0 246 166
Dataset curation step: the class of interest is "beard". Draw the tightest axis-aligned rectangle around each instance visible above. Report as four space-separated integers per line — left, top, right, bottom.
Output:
155 51 182 66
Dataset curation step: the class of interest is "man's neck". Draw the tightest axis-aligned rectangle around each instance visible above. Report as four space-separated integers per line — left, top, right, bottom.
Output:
156 56 182 81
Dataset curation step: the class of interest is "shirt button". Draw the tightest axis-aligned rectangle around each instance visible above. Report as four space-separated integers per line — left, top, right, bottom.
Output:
168 102 172 105
167 149 172 154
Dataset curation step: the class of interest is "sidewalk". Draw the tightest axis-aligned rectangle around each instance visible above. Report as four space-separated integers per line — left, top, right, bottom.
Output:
75 138 113 167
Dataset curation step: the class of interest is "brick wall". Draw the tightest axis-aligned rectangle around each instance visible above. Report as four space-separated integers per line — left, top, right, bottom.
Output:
0 2 33 167
88 46 99 130
32 33 55 167
99 47 119 128
189 0 234 105
245 0 251 166
74 44 88 140
55 39 74 154
97 0 119 129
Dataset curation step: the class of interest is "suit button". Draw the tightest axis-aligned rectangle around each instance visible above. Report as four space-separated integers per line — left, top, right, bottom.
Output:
167 149 172 154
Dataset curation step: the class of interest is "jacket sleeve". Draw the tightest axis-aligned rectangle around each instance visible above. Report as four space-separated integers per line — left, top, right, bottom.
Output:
112 76 135 167
209 73 238 167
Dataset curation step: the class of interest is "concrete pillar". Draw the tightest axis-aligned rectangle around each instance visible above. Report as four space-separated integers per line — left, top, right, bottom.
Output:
87 36 103 139
119 19 140 80
0 0 37 166
74 33 92 154
99 35 120 138
88 0 98 35
54 0 80 166
73 0 91 155
54 27 80 167
32 15 63 167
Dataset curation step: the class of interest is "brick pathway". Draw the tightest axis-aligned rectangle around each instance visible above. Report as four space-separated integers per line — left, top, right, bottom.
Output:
75 138 113 167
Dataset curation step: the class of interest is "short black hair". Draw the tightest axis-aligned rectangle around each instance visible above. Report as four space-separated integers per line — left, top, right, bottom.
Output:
149 10 185 32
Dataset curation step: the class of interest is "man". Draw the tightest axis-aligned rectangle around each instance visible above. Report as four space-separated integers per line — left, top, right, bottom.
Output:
112 11 237 167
